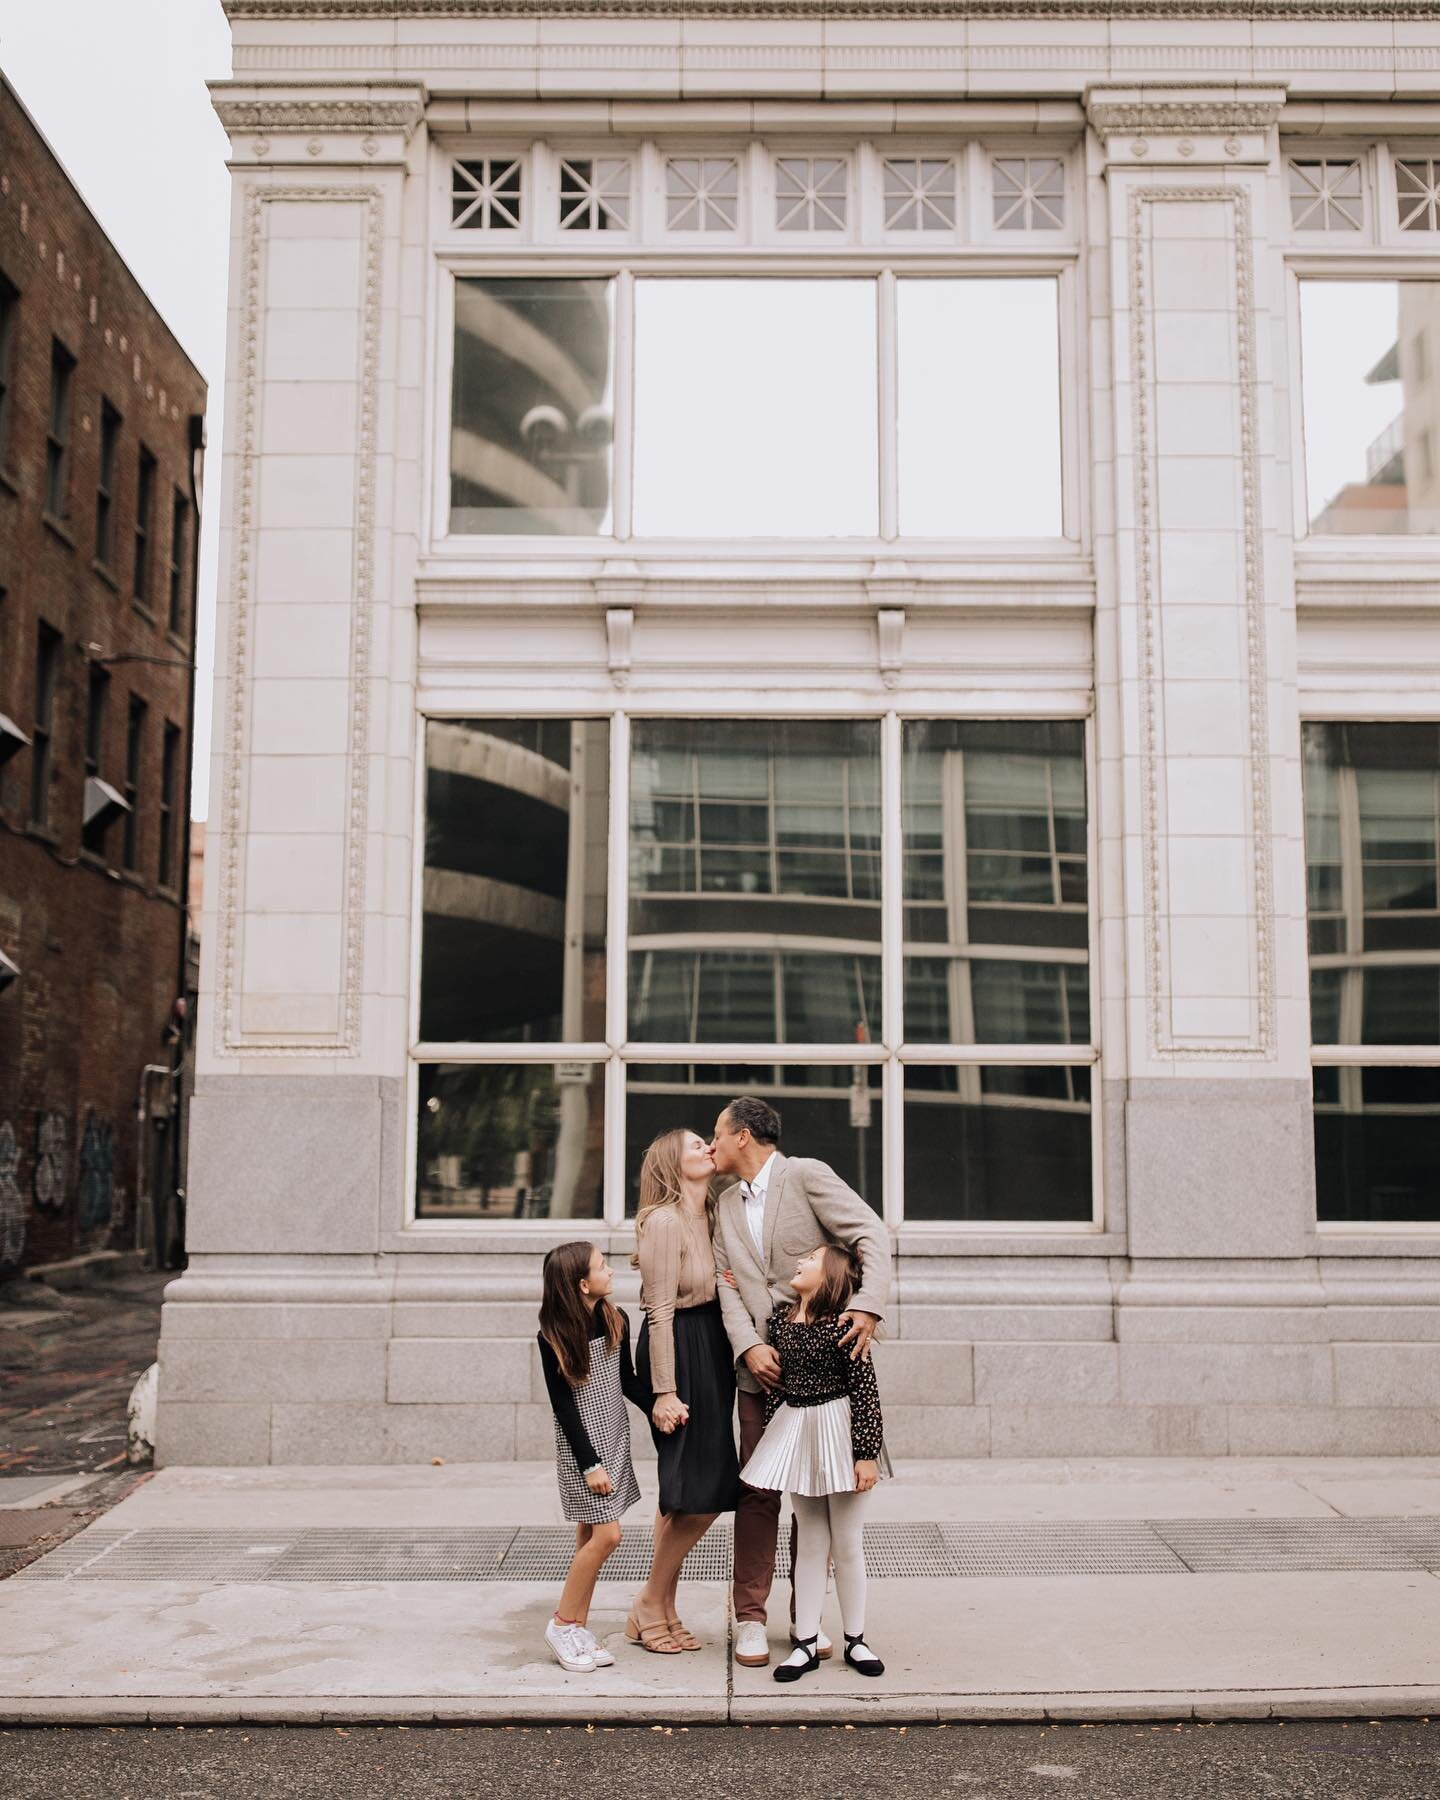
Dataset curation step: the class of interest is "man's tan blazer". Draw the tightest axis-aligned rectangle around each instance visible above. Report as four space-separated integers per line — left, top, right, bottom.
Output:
713 1152 892 1395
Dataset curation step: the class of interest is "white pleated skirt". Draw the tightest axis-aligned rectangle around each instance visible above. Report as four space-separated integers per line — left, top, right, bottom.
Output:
740 1396 892 1498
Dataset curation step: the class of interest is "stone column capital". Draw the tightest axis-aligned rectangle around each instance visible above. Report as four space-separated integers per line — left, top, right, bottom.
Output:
211 80 427 168
1085 83 1288 169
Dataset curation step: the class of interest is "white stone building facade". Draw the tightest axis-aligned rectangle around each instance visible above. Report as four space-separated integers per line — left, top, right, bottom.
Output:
158 0 1440 1464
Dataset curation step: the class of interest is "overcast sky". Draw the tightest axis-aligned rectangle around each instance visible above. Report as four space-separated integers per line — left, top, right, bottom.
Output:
0 0 231 818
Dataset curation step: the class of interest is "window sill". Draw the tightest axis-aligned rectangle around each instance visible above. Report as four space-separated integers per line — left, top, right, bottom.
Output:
91 558 120 593
133 601 157 627
42 512 76 550
78 848 118 877
25 821 60 847
0 466 19 500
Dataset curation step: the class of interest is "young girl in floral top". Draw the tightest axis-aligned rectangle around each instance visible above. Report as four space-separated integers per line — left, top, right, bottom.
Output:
739 1242 889 1681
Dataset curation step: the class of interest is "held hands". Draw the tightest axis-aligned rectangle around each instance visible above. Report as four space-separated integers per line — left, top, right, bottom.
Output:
743 1343 784 1392
652 1391 690 1435
584 1466 614 1496
854 1460 879 1493
721 1267 739 1289
837 1309 879 1362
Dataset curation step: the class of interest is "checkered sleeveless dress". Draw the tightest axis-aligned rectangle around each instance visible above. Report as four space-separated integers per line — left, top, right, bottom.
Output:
555 1331 642 1524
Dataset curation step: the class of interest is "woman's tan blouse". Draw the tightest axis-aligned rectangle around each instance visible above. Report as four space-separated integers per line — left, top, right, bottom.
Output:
636 1203 718 1395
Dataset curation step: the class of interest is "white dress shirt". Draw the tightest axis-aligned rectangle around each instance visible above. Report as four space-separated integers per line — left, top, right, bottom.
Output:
740 1151 777 1258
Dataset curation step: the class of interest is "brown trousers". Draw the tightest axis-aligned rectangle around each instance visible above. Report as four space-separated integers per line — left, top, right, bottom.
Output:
734 1387 796 1624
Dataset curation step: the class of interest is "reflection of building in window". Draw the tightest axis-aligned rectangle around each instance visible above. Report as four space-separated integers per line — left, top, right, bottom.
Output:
416 720 609 1220
1310 286 1440 533
1304 723 1440 1223
449 278 613 534
629 722 882 1044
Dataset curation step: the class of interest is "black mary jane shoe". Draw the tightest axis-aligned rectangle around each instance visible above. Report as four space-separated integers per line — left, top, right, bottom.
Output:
773 1634 821 1683
844 1632 885 1677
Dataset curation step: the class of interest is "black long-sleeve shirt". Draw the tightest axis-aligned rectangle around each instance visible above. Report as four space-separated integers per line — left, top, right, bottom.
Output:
537 1315 651 1474
764 1306 885 1462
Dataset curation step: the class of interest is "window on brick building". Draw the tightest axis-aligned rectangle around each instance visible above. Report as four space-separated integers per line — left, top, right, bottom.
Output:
30 623 60 826
167 488 189 636
81 664 110 856
159 722 180 889
0 274 17 466
46 339 75 518
95 401 120 566
134 447 156 605
123 695 146 871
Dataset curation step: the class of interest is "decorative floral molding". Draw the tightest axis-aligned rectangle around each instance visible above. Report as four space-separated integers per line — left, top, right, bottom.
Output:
215 99 424 134
216 185 383 1059
1087 91 1287 140
223 0 1440 19
1127 186 1275 1063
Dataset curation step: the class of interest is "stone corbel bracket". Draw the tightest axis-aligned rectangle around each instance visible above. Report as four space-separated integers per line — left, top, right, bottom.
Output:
867 563 913 691
1086 83 1287 168
212 80 427 168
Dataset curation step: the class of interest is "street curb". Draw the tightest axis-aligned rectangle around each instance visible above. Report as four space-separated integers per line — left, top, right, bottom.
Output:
2 1688 1437 1726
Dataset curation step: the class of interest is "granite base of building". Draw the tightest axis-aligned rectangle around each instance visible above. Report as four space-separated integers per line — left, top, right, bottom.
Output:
155 1077 1439 1466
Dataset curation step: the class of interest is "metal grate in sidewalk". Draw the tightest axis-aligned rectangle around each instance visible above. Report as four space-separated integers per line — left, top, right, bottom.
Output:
18 1517 1440 1582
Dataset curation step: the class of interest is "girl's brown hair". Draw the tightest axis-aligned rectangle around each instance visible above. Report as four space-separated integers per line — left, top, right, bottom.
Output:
539 1240 623 1387
793 1243 862 1323
630 1128 716 1267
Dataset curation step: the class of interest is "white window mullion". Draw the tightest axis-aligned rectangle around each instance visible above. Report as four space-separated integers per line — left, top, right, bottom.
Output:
613 268 635 540
605 708 632 1225
603 1053 627 1228
881 710 904 1055
878 268 898 541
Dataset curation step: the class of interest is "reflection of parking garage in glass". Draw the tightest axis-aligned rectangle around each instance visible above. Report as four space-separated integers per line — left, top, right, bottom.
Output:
416 719 609 1219
1304 722 1440 1223
450 278 614 535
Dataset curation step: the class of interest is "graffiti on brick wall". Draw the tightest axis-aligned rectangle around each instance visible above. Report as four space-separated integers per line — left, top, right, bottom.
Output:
0 1122 22 1266
33 1110 68 1209
77 1112 116 1232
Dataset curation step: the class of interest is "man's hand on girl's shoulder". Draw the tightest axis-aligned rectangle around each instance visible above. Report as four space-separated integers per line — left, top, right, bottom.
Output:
838 1308 879 1360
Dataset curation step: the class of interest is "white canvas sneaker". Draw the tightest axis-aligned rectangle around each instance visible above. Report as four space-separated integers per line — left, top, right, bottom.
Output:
545 1617 596 1673
578 1625 615 1667
734 1620 770 1667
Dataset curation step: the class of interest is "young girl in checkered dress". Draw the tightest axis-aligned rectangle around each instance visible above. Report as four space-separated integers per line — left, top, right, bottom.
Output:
537 1240 650 1674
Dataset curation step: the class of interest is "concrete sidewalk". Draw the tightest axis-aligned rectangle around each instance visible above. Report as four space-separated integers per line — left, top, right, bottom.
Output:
4 1457 1440 1725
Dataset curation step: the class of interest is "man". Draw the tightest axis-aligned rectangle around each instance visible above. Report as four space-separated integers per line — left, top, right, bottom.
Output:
711 1094 891 1669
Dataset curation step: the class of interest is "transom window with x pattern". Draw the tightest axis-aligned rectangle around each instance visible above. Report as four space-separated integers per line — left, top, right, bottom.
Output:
1397 159 1440 232
775 157 848 231
1289 159 1364 232
993 158 1065 231
451 158 523 230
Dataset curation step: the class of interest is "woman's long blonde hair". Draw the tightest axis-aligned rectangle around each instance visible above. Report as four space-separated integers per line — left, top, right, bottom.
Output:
631 1127 716 1266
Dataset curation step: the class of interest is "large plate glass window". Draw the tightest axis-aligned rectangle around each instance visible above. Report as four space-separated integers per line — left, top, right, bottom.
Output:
631 280 879 537
897 279 1063 538
901 719 1092 1222
415 719 609 1221
1304 723 1440 1224
450 278 615 535
1300 280 1440 536
629 719 882 1043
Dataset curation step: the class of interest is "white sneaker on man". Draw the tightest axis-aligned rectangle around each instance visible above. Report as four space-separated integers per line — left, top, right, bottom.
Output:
545 1617 596 1672
734 1620 770 1667
577 1625 615 1667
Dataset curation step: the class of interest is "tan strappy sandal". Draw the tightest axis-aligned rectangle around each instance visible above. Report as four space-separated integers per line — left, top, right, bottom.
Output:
625 1611 682 1654
666 1616 702 1651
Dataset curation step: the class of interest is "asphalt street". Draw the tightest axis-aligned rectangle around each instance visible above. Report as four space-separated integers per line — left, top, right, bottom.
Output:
3 1722 1438 1799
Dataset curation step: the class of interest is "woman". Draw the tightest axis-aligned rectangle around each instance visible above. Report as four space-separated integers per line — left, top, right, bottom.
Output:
627 1127 740 1655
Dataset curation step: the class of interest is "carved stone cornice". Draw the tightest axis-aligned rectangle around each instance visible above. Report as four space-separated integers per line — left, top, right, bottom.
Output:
212 82 426 138
1086 84 1288 141
222 1 1440 18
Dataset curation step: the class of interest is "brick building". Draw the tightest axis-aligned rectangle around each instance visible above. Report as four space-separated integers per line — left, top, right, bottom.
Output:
0 75 205 1277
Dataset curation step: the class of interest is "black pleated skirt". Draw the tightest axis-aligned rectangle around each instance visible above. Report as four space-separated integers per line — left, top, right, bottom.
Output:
636 1299 741 1517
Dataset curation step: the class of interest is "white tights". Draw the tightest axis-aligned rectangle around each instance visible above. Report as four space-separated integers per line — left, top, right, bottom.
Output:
790 1489 869 1641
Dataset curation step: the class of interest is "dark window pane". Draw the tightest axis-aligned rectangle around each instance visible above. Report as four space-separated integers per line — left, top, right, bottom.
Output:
630 720 882 1043
416 1062 603 1220
1314 1064 1440 1224
903 1064 1092 1222
1361 968 1440 1045
625 1064 881 1216
1310 967 1343 1043
419 719 609 1041
450 278 613 535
